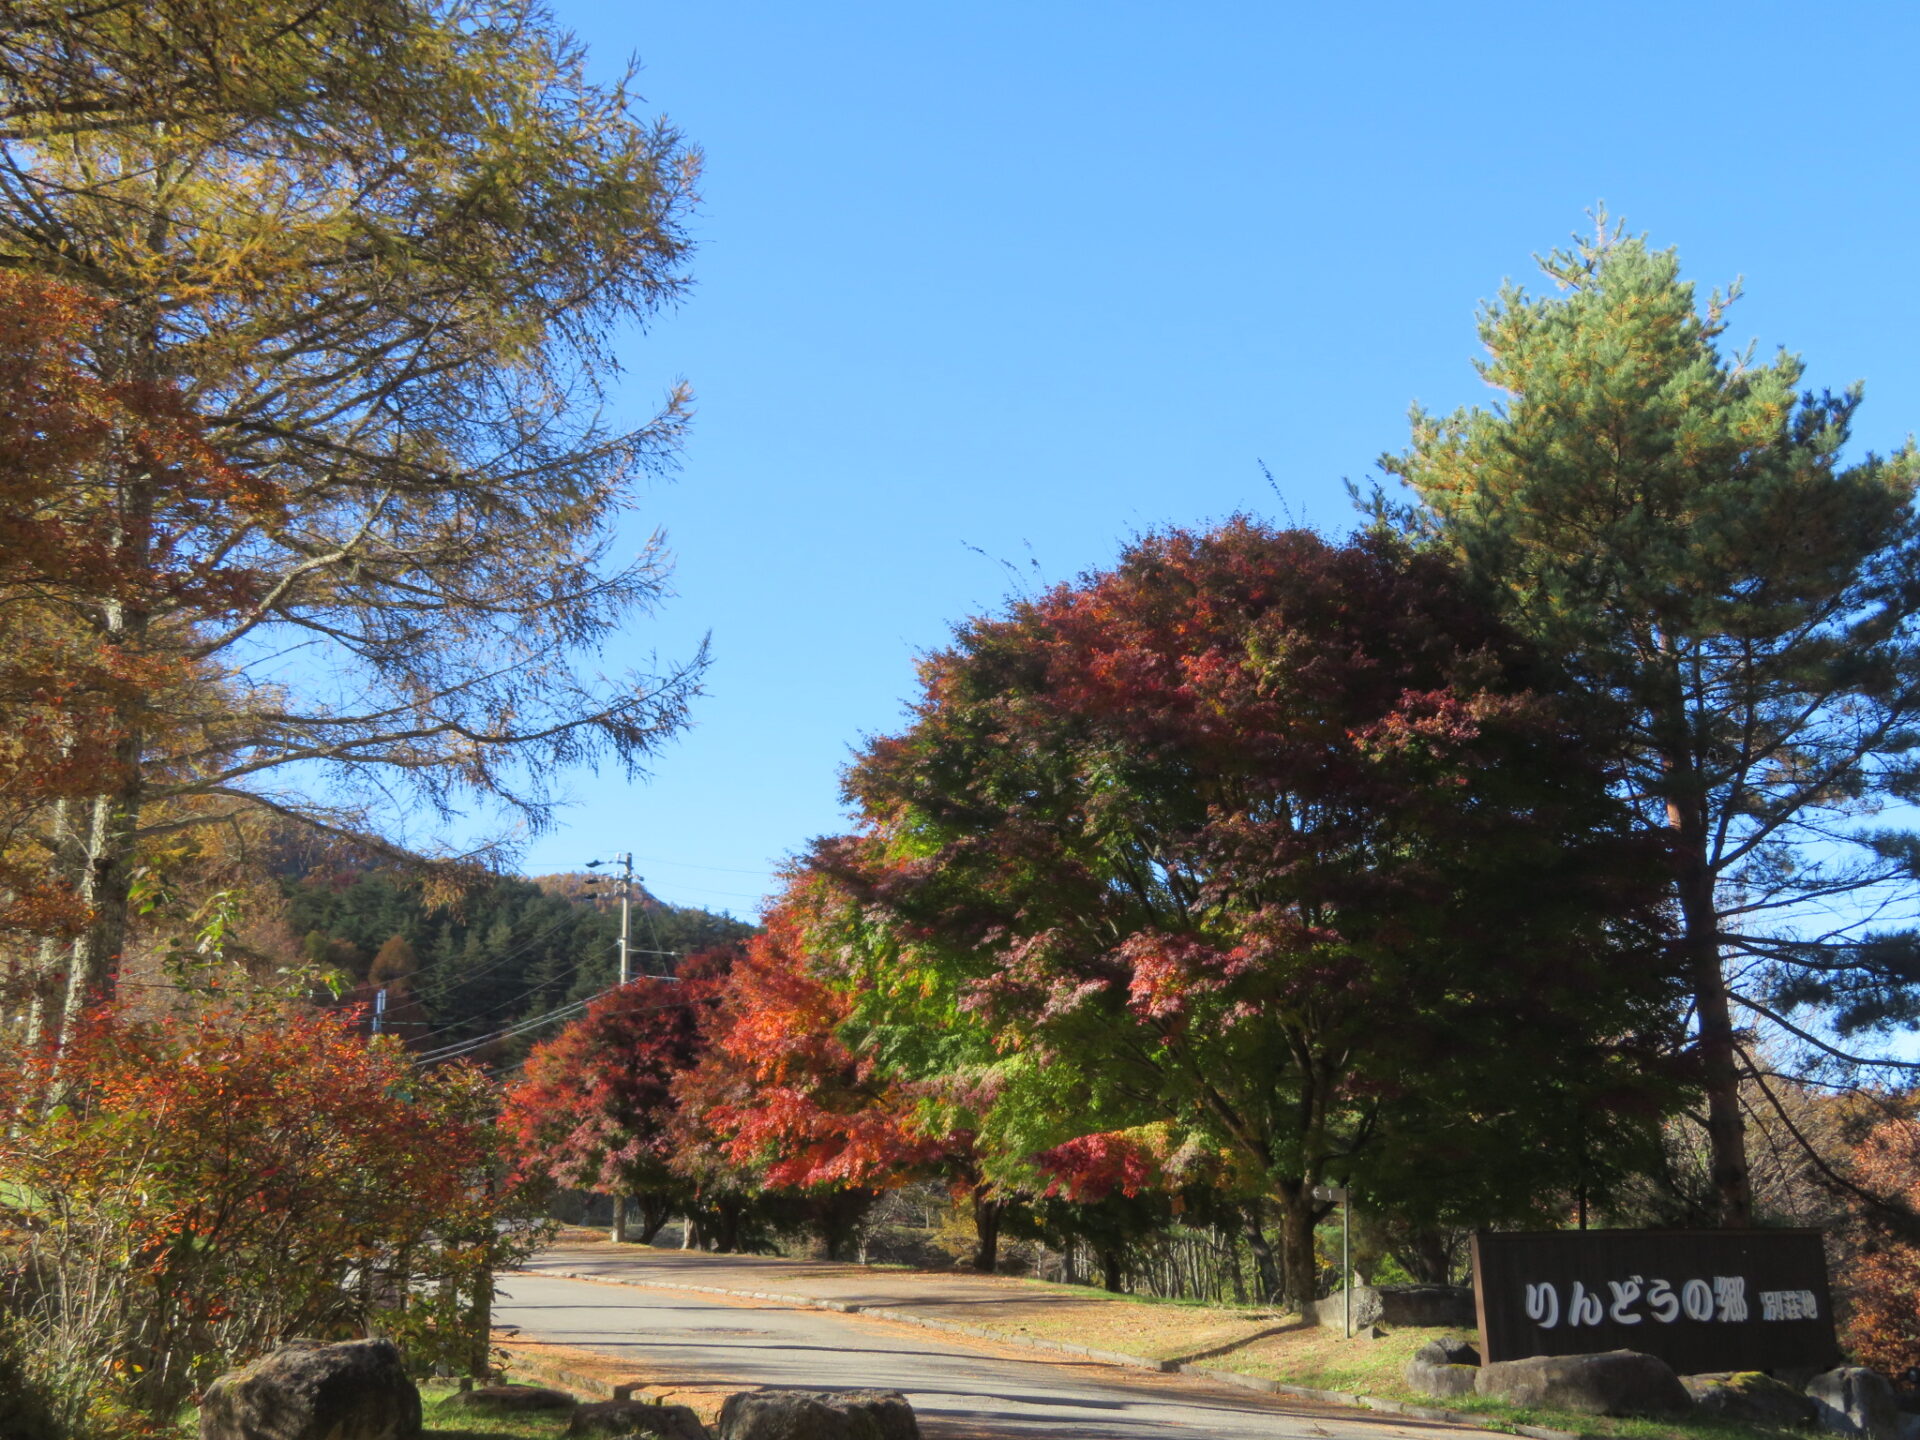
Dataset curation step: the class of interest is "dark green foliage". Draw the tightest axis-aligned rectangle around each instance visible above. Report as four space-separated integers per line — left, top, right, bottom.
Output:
283 868 753 1050
1383 216 1920 1223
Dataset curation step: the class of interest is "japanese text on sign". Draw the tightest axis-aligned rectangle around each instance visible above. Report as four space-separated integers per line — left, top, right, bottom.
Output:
1521 1275 1815 1330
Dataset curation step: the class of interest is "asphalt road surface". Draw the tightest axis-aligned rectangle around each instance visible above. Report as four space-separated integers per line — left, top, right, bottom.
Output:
494 1270 1479 1440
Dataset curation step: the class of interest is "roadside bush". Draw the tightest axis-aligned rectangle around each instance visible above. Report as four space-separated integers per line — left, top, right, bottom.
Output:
0 999 547 1436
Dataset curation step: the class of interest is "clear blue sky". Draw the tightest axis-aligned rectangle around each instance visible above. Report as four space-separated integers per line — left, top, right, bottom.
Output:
516 1 1920 917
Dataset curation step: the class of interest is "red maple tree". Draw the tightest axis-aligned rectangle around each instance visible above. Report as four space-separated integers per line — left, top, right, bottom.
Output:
502 948 736 1242
830 521 1682 1306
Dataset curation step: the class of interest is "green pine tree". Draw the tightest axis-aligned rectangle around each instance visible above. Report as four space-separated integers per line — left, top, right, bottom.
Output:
1383 214 1920 1226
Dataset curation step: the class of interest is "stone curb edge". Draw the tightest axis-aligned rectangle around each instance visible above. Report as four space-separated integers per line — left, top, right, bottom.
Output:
508 1265 1579 1440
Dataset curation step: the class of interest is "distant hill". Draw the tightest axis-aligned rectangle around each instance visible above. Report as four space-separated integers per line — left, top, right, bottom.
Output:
281 864 756 1068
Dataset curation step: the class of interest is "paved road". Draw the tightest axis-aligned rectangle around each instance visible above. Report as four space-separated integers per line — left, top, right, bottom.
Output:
495 1270 1475 1440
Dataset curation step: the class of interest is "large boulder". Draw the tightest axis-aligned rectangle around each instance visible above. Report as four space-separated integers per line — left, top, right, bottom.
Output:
199 1339 421 1440
1809 1367 1901 1440
1405 1337 1481 1400
1475 1349 1692 1418
1313 1284 1476 1330
1681 1372 1818 1429
717 1389 918 1440
567 1398 708 1440
442 1384 577 1415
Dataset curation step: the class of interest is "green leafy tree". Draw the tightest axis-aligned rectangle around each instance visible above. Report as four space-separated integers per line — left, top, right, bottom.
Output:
0 0 704 1048
1382 216 1920 1225
828 522 1680 1309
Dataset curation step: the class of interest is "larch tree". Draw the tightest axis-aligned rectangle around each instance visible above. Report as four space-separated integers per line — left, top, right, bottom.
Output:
0 0 705 1046
829 522 1680 1310
1382 216 1920 1226
0 271 250 992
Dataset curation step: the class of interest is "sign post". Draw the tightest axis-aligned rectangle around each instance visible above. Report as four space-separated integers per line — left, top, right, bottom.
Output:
1313 1184 1352 1337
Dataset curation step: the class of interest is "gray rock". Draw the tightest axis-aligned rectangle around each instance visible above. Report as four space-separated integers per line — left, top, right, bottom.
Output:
1681 1372 1818 1429
443 1385 577 1415
567 1398 708 1440
1312 1284 1476 1330
1415 1337 1481 1367
1405 1358 1478 1400
199 1339 421 1440
717 1389 918 1440
1475 1349 1693 1418
1407 1336 1483 1398
1810 1367 1901 1440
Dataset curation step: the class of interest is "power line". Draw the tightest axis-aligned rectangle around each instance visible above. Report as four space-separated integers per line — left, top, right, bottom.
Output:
414 976 694 1069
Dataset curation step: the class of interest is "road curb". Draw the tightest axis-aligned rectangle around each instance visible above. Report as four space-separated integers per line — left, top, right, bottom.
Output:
509 1262 1579 1440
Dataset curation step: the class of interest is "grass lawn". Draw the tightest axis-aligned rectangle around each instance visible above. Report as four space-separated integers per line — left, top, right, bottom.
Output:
418 1382 575 1440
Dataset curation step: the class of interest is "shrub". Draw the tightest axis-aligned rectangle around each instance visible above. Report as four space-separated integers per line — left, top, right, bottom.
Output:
0 999 546 1434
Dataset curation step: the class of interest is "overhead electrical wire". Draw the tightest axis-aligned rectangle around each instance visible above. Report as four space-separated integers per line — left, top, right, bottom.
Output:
412 972 688 1067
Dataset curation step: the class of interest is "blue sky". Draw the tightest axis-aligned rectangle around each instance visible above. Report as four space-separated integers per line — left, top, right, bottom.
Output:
516 1 1920 916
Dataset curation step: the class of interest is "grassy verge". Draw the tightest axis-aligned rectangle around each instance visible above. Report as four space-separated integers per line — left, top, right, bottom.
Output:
1195 1325 1816 1440
418 1382 574 1440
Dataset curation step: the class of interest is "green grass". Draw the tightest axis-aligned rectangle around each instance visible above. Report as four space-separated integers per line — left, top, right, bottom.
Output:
418 1382 575 1440
1430 1394 1814 1440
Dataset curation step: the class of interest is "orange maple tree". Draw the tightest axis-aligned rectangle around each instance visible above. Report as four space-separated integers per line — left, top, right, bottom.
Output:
670 879 961 1257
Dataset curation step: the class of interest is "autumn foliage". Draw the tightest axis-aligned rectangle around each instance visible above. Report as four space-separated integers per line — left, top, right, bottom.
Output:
0 272 270 959
1841 1113 1920 1376
689 896 941 1195
826 521 1682 1305
0 1001 542 1431
503 954 733 1241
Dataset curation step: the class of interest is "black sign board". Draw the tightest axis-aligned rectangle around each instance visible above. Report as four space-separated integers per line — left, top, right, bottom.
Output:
1471 1230 1838 1374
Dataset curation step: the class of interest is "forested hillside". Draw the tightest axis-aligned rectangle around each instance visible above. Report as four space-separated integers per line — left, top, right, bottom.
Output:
283 867 756 1065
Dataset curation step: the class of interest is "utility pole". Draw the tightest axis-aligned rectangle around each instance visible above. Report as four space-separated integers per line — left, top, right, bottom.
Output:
586 851 638 1243
617 851 633 986
586 852 638 985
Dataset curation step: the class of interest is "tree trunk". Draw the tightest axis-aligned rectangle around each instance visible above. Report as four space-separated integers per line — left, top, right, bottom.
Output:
636 1193 673 1245
49 760 144 1053
1275 1190 1321 1317
610 1194 627 1243
1241 1201 1284 1306
1099 1248 1124 1294
971 1186 1000 1273
710 1198 743 1252
1392 1228 1452 1284
1653 644 1752 1229
1670 792 1752 1227
1224 1227 1248 1304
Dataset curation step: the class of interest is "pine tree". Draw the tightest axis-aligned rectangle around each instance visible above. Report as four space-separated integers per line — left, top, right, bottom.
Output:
1383 215 1920 1225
